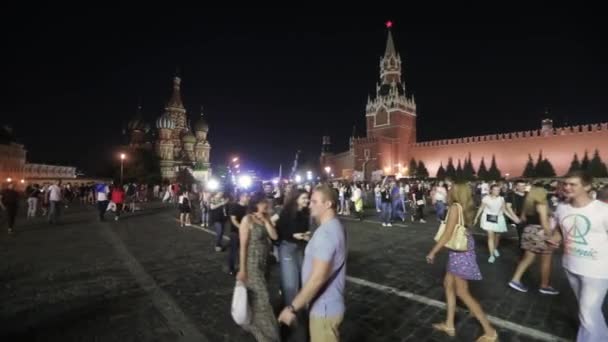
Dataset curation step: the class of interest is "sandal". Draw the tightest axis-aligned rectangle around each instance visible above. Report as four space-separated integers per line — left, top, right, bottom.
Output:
432 322 456 337
476 332 498 342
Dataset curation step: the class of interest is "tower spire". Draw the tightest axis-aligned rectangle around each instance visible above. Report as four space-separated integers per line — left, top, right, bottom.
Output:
384 21 397 58
167 75 184 109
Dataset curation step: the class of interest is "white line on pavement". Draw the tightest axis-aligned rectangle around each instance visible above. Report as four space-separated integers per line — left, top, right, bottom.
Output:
99 222 208 342
340 216 519 240
346 277 569 342
185 220 567 342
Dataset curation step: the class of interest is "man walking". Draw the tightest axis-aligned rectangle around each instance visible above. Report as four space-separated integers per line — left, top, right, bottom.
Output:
550 171 608 342
47 180 62 224
1 182 19 234
278 184 347 342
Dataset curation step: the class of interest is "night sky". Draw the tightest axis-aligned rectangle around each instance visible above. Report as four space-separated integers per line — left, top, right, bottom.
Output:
3 8 607 178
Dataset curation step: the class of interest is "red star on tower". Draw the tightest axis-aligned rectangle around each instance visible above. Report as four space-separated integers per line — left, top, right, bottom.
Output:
385 20 393 28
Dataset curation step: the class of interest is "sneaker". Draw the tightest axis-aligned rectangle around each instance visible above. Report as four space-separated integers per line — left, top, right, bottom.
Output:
215 246 222 252
488 255 496 263
201 223 205 227
387 223 393 227
493 249 500 257
508 281 529 293
114 216 119 221
382 223 387 227
539 287 560 295
420 219 426 223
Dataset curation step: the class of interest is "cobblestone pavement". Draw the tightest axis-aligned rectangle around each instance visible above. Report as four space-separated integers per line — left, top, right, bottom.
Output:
1 204 604 341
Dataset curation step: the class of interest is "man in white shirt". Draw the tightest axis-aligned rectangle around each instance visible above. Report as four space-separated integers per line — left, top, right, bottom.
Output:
47 180 62 224
550 171 608 342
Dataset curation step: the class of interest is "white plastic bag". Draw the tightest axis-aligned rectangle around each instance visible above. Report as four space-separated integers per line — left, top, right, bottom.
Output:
231 280 251 325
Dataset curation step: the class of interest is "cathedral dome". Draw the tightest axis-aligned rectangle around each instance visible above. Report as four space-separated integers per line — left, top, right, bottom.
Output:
156 114 175 130
194 117 209 132
182 132 196 144
127 118 147 131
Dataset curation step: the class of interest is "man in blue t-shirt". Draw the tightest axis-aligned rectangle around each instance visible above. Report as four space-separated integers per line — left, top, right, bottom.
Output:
278 184 346 342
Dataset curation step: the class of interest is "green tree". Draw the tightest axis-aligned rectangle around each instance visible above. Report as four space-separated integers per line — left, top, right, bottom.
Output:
119 148 161 185
588 149 608 177
462 155 476 181
542 158 557 177
455 159 464 180
534 150 544 176
436 162 446 180
567 153 582 174
417 160 429 179
445 158 456 179
409 158 418 178
487 155 502 180
477 157 488 180
175 168 197 189
522 154 536 178
581 151 590 171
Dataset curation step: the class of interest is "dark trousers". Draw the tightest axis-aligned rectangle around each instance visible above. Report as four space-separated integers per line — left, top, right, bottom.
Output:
213 221 224 247
415 205 425 220
228 231 239 272
97 200 108 221
6 205 17 229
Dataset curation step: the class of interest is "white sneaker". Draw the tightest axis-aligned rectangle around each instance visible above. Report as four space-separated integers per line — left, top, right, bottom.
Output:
488 255 496 263
420 219 426 223
201 223 205 227
114 216 119 221
382 223 387 227
494 249 500 257
387 223 393 227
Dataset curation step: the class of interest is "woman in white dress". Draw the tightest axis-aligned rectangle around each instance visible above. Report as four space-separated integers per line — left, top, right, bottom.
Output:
474 184 520 263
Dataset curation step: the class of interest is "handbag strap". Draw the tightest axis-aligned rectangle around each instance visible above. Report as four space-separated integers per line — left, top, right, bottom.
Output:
453 203 464 226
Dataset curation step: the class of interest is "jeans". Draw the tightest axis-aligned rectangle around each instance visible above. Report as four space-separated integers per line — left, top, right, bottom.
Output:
279 241 307 342
228 231 239 272
392 200 405 221
375 195 381 211
565 269 608 342
48 200 61 223
27 197 38 217
97 200 108 221
200 204 208 226
435 201 446 221
213 221 224 248
381 202 392 224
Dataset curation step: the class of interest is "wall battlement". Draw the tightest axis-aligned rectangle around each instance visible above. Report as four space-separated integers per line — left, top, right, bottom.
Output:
413 122 608 148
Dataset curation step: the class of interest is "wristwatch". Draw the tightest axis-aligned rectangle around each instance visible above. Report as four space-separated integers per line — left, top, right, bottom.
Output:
287 304 297 314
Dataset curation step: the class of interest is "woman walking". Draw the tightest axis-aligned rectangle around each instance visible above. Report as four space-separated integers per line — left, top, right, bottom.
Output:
426 183 498 341
237 193 280 342
508 185 559 295
474 184 520 263
276 189 311 342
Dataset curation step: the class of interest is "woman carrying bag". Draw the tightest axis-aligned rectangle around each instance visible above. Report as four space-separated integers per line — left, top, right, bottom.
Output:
426 183 498 342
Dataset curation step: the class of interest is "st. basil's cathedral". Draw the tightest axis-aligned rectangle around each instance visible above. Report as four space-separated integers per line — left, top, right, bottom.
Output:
125 76 211 181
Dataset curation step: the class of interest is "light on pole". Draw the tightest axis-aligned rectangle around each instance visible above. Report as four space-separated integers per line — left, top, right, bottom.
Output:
120 153 126 184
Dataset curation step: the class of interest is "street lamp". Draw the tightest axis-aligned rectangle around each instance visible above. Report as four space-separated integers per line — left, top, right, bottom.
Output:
6 177 12 182
120 153 126 185
232 157 239 163
294 174 302 183
306 170 313 181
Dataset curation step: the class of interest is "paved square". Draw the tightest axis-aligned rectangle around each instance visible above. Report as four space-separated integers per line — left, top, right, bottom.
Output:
1 204 605 341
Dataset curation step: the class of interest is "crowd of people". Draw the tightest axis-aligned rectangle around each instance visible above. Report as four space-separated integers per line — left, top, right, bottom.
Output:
1 172 607 342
